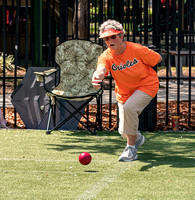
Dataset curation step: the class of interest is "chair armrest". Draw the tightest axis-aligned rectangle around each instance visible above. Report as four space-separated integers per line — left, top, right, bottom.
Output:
34 68 58 82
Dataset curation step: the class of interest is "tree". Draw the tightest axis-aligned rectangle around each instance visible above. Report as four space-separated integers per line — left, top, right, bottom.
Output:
73 0 88 39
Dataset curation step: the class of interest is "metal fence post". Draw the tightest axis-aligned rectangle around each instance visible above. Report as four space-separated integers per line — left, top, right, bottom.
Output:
34 0 42 66
59 0 67 43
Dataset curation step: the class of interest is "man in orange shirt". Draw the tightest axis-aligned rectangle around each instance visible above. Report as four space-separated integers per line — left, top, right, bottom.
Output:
92 20 162 162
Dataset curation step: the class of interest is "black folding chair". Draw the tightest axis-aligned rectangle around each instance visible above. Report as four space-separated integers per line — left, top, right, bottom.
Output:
35 40 103 134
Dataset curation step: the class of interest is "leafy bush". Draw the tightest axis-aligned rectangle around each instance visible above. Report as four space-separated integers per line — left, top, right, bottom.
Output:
0 52 15 72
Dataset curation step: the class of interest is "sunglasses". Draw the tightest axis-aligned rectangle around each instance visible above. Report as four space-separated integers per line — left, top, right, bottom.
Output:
104 35 117 41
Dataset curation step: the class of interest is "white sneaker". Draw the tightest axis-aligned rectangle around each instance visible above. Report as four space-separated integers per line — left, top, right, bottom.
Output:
118 146 137 162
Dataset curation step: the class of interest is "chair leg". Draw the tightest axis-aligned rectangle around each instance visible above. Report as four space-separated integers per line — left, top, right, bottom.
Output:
96 95 102 131
48 98 95 134
45 95 102 135
64 99 97 134
46 97 54 134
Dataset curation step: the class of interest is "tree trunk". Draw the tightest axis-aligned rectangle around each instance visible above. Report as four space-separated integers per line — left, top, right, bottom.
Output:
73 0 88 39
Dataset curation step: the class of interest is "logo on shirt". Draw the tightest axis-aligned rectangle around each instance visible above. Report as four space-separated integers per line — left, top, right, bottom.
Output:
111 58 139 71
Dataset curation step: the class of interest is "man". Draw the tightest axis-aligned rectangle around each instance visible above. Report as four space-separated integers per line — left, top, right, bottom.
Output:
92 20 162 162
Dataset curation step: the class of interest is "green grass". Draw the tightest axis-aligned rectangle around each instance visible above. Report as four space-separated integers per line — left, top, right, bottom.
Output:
0 129 194 200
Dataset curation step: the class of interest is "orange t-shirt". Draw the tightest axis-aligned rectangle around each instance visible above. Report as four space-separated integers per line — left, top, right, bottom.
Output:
97 42 160 103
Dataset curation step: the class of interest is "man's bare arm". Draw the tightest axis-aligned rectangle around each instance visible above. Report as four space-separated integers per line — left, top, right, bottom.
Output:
92 66 108 89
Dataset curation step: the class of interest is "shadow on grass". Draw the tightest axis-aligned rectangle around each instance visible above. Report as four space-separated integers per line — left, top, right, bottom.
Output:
84 170 99 173
46 131 195 169
45 131 124 156
139 153 195 171
138 132 195 170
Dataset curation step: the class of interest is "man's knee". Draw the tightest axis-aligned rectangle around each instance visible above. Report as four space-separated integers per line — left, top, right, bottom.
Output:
123 103 137 115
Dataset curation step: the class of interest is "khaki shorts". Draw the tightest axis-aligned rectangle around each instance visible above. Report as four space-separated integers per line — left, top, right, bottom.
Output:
118 90 153 137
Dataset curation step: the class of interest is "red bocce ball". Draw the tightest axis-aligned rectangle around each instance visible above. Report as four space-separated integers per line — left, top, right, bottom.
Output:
79 152 92 165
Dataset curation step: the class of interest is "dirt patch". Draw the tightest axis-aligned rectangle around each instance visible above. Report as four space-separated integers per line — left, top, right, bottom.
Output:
0 69 25 94
1 68 195 131
2 101 195 131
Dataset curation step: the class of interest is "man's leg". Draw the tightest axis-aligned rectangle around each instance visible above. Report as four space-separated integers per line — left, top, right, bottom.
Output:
118 90 153 161
126 135 137 146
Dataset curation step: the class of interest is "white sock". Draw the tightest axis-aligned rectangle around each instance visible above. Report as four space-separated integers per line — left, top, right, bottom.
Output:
127 144 135 148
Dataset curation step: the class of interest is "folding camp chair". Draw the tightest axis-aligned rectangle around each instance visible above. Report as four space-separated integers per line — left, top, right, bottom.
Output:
35 40 103 134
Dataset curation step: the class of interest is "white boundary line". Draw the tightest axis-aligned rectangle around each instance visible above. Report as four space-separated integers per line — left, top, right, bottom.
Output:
76 163 131 200
0 158 112 163
0 157 136 199
0 158 77 162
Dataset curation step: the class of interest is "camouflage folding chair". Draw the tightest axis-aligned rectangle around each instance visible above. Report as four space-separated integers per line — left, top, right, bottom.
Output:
35 40 103 134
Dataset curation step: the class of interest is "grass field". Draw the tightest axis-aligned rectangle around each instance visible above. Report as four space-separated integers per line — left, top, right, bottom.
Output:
0 129 194 200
